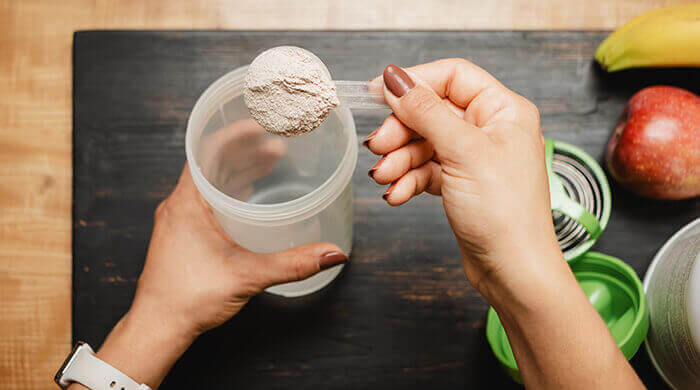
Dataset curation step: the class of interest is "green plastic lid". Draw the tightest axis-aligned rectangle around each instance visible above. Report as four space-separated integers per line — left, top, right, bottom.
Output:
485 252 649 384
545 139 612 263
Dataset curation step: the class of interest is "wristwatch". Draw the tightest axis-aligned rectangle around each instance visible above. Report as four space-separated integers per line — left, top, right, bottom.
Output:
54 342 151 390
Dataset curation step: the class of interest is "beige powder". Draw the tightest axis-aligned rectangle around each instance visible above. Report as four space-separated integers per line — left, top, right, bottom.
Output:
243 46 340 137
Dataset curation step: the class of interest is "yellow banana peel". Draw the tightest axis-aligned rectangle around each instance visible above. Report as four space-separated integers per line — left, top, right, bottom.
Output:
595 3 700 72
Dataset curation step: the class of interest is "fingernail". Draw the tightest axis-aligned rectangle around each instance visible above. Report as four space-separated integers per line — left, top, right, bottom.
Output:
367 156 385 178
362 129 379 148
319 252 348 270
383 65 414 97
382 181 397 201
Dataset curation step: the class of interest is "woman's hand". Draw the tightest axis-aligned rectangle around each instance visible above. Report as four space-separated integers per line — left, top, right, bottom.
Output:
366 60 556 300
135 164 347 336
80 165 347 389
365 60 643 389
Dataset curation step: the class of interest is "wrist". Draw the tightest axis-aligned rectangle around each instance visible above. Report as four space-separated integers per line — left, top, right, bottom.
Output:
95 304 197 388
124 303 198 351
130 293 203 341
474 235 574 312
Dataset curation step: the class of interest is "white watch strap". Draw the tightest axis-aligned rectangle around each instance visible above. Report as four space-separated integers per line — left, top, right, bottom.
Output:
58 343 151 390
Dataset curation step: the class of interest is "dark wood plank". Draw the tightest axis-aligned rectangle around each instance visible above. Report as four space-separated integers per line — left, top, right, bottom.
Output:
73 31 699 389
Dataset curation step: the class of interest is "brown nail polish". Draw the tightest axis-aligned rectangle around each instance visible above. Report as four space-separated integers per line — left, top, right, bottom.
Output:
319 252 348 270
383 65 414 97
362 129 379 148
368 156 385 178
382 181 397 201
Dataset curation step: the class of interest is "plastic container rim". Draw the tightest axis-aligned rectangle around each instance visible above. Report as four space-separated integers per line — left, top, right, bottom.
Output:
552 140 612 263
185 65 358 225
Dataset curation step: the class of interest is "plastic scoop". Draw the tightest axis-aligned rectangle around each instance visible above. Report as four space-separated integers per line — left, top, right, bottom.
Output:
244 46 388 136
334 80 388 110
291 46 388 110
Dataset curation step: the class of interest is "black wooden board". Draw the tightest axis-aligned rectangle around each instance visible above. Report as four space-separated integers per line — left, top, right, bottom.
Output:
73 31 698 389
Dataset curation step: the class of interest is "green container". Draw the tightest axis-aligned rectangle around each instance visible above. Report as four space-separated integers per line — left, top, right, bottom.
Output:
484 139 649 384
485 252 649 383
545 139 611 263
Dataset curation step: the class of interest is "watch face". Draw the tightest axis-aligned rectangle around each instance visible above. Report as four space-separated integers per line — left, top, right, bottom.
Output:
54 341 85 387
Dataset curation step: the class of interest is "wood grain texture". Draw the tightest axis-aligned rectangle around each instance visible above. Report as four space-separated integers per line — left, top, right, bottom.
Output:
0 0 691 388
72 31 698 389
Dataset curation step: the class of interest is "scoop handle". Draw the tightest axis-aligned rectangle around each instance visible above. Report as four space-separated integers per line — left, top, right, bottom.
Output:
334 80 389 110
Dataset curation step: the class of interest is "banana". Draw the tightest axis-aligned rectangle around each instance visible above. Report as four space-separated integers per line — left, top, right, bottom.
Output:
595 3 700 72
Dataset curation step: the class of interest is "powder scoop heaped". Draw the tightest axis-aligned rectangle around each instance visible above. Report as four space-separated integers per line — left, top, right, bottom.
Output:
243 46 340 137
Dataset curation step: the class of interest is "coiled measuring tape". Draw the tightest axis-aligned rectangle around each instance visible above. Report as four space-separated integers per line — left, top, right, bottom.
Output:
545 139 611 262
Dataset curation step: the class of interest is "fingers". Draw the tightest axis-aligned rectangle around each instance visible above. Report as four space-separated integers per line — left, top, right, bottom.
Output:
215 137 286 194
219 159 278 199
364 100 464 156
381 65 481 153
371 58 504 108
202 127 286 183
403 60 538 130
201 118 266 148
199 120 287 200
256 243 348 287
363 114 419 155
383 161 442 206
368 139 434 185
403 58 505 109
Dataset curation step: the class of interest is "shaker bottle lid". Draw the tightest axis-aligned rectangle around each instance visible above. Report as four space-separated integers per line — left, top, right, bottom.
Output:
485 252 649 383
546 139 612 263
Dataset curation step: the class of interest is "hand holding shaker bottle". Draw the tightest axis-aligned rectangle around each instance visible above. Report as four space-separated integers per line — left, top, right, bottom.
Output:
186 63 357 297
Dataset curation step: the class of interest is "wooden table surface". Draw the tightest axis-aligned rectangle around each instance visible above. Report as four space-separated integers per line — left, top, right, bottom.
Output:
0 0 688 388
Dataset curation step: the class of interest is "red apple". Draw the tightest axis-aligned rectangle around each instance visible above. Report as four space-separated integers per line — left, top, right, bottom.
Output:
605 86 699 200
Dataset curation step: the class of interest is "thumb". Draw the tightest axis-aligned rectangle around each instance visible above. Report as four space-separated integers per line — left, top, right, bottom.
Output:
382 65 480 152
256 243 348 287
